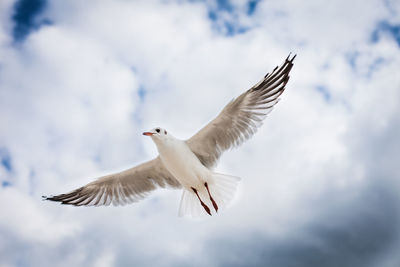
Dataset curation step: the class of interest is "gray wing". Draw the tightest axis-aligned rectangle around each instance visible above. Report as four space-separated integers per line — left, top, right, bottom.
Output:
186 54 295 168
43 157 181 206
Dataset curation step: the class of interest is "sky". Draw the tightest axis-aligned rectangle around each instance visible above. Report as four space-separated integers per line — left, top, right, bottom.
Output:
0 0 400 266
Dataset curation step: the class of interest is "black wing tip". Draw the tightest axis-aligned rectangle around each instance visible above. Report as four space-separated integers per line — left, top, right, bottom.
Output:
43 195 79 206
286 53 297 63
43 196 65 205
61 201 75 205
42 195 58 202
264 53 296 78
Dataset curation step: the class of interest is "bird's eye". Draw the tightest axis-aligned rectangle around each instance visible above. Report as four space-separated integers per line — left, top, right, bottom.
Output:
164 130 167 134
156 128 160 133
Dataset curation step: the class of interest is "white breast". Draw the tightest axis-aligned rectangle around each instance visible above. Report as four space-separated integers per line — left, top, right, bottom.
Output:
156 138 210 189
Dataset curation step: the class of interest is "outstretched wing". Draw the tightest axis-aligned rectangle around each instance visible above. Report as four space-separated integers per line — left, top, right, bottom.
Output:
43 157 181 206
186 54 295 168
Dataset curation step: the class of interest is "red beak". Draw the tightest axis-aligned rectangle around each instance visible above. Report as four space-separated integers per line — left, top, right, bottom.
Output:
143 132 153 136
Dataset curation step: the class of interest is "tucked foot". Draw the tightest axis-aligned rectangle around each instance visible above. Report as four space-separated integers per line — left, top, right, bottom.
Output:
204 182 219 213
210 198 218 213
201 202 212 216
192 187 212 216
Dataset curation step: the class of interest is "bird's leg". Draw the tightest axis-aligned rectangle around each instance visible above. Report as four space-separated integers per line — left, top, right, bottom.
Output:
204 182 218 213
191 187 211 216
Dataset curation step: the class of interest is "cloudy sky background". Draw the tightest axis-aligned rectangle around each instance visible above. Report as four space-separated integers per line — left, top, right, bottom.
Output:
1 0 400 266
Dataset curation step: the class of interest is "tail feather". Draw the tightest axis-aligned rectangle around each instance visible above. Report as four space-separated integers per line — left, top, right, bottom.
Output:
178 173 240 218
178 188 205 218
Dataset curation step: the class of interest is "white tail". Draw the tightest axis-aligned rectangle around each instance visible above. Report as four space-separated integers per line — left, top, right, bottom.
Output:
178 173 240 218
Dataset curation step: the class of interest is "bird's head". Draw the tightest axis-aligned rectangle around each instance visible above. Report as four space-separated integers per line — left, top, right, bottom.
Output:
143 127 169 143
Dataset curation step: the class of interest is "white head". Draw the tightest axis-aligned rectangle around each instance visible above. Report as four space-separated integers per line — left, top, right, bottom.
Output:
143 127 171 144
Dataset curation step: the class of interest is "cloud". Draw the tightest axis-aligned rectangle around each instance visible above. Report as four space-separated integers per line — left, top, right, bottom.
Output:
202 181 399 267
0 0 399 266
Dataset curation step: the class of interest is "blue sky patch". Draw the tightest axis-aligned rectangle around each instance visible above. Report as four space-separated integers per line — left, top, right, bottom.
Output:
187 0 259 36
208 10 218 21
247 0 260 16
2 181 11 188
216 0 233 12
12 0 49 42
371 21 400 47
0 148 13 172
201 0 251 37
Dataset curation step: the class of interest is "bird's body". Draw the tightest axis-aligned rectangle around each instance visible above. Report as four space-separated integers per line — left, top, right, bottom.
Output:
154 134 210 189
44 54 296 217
144 129 238 216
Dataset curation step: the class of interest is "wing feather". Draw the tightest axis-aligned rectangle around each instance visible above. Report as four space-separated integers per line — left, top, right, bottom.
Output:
43 157 181 206
186 54 295 168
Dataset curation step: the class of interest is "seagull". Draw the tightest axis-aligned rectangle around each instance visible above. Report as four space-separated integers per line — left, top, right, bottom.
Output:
44 54 296 217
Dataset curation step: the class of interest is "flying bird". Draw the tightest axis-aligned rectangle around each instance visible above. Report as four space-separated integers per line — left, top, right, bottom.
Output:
44 54 296 217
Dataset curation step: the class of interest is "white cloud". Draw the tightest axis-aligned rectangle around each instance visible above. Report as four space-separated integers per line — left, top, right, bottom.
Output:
0 187 79 243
